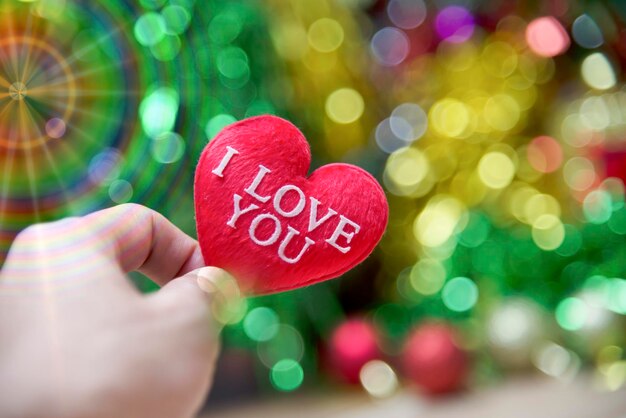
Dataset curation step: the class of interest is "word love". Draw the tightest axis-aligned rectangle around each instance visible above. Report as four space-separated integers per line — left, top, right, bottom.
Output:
212 146 362 264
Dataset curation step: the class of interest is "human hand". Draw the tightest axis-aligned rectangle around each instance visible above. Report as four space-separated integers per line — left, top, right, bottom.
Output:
0 204 237 418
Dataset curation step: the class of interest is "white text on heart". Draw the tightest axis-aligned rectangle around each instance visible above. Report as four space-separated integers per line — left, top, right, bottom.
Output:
212 146 361 264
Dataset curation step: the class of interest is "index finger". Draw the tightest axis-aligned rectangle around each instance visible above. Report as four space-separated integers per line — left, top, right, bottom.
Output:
83 203 205 286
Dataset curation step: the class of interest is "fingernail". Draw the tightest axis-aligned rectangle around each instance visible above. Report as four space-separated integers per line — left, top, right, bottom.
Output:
196 267 245 326
196 266 226 295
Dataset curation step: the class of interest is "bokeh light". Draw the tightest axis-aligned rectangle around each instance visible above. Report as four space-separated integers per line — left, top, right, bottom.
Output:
162 5 191 35
484 95 520 131
328 319 381 384
140 87 179 139
524 194 561 225
525 16 570 57
527 136 563 173
371 27 410 66
151 132 185 164
532 214 565 250
151 34 181 61
556 297 588 331
359 360 398 398
384 147 430 197
376 118 408 153
88 149 124 186
413 196 465 247
604 361 626 391
435 6 475 43
572 14 603 49
563 157 595 191
308 18 344 53
243 307 280 342
387 0 427 30
207 273 248 326
583 190 613 224
488 299 544 353
325 88 364 124
481 41 517 78
581 53 616 90
258 325 305 368
206 114 237 139
430 98 472 138
217 46 250 86
208 7 243 45
45 118 67 139
458 212 490 248
134 12 167 46
270 359 304 392
533 342 580 379
478 152 515 189
390 103 428 142
442 277 478 312
410 259 446 295
108 179 134 204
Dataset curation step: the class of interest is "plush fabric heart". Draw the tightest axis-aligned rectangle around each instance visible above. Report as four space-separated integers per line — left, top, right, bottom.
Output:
194 115 388 295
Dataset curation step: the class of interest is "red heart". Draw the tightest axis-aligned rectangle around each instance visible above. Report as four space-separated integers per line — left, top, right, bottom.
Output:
194 115 388 295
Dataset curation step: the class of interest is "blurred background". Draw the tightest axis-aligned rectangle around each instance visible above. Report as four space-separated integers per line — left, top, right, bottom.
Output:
1 0 626 415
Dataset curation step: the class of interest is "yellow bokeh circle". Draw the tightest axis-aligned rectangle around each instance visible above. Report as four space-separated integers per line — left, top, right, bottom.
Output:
478 152 516 189
532 214 565 250
308 18 345 53
430 98 473 138
325 88 364 124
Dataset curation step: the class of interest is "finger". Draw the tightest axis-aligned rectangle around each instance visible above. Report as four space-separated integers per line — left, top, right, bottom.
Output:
147 267 228 414
149 266 243 330
82 203 205 286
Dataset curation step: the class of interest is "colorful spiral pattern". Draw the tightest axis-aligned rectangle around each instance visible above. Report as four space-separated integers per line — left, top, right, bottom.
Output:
0 0 282 262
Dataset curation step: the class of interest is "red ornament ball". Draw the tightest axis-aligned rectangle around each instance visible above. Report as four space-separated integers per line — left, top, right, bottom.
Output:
402 322 469 395
328 318 381 384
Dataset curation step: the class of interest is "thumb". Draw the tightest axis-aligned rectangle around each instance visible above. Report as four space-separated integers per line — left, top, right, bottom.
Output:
149 266 244 331
144 267 239 418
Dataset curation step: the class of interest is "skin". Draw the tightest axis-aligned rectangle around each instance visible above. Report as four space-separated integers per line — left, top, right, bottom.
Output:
0 204 233 418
